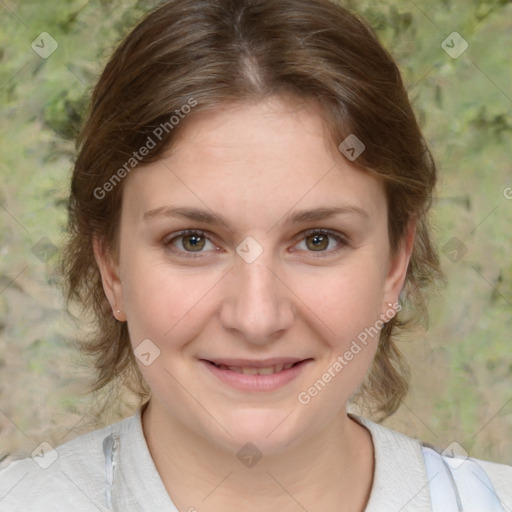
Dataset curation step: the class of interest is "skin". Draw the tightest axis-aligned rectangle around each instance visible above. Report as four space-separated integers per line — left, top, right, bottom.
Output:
94 95 415 512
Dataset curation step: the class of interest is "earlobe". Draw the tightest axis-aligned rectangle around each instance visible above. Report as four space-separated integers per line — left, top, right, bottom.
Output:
93 236 127 321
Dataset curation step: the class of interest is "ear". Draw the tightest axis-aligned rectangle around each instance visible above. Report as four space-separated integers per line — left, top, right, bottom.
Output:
93 236 126 322
381 217 416 312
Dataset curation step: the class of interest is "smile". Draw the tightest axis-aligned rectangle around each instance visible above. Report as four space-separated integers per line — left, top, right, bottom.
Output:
200 358 312 392
210 362 298 375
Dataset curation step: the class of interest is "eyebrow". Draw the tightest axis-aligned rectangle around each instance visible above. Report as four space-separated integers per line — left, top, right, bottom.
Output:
143 204 369 229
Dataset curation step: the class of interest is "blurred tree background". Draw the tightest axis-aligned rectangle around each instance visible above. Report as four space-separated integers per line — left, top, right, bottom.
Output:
0 0 511 466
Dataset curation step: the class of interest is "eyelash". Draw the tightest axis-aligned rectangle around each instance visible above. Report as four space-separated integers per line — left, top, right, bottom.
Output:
163 229 349 259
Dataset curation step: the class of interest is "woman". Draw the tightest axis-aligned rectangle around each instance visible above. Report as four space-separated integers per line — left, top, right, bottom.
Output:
1 0 510 510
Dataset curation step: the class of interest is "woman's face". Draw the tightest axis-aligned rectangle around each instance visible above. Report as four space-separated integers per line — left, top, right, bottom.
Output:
96 95 413 454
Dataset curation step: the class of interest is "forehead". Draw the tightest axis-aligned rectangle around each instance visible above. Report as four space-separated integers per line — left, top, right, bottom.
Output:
122 96 386 226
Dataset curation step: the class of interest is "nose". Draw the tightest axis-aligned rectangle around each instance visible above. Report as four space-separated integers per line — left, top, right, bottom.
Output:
219 252 296 344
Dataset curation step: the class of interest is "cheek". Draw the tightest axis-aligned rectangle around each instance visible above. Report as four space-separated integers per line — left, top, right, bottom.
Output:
288 259 386 394
120 252 223 346
291 260 386 337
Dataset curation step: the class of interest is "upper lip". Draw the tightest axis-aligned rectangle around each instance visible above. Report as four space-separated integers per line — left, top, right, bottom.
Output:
201 357 310 368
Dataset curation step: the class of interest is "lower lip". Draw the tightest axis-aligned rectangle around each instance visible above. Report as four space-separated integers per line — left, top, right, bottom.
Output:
200 359 312 392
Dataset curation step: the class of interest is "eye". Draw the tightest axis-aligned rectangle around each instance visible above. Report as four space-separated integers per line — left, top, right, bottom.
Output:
164 230 218 256
293 229 348 255
163 228 347 259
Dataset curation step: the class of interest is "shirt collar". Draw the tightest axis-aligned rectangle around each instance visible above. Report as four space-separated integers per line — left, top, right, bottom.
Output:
350 413 432 511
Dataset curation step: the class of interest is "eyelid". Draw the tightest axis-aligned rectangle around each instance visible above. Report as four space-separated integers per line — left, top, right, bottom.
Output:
298 227 348 242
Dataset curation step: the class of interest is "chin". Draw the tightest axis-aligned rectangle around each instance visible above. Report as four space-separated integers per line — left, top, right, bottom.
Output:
204 407 307 457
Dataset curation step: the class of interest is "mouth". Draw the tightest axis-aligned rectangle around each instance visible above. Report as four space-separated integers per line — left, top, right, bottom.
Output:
203 360 305 375
199 357 313 392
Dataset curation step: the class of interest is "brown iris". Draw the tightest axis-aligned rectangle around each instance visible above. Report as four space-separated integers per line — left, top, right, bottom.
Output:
181 233 206 252
306 233 329 251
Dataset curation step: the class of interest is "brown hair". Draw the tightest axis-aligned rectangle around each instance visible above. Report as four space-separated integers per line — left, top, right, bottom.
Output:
62 0 444 420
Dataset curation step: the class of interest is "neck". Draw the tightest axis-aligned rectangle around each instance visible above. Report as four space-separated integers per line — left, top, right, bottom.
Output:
141 399 373 512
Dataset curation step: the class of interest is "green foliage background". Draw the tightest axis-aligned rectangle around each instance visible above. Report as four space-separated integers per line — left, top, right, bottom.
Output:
0 0 511 464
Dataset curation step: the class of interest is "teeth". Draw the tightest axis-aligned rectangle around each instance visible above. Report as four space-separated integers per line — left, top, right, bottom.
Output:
241 367 259 375
257 366 275 375
216 363 296 375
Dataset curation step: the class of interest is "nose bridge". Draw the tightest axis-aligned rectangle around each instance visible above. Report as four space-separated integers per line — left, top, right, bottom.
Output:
220 248 295 342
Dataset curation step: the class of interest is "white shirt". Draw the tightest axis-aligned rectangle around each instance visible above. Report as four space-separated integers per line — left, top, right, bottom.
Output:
1 409 511 511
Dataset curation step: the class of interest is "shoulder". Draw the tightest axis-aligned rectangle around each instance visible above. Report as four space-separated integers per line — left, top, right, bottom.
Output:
472 456 512 504
422 446 512 510
0 414 134 512
351 414 512 511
